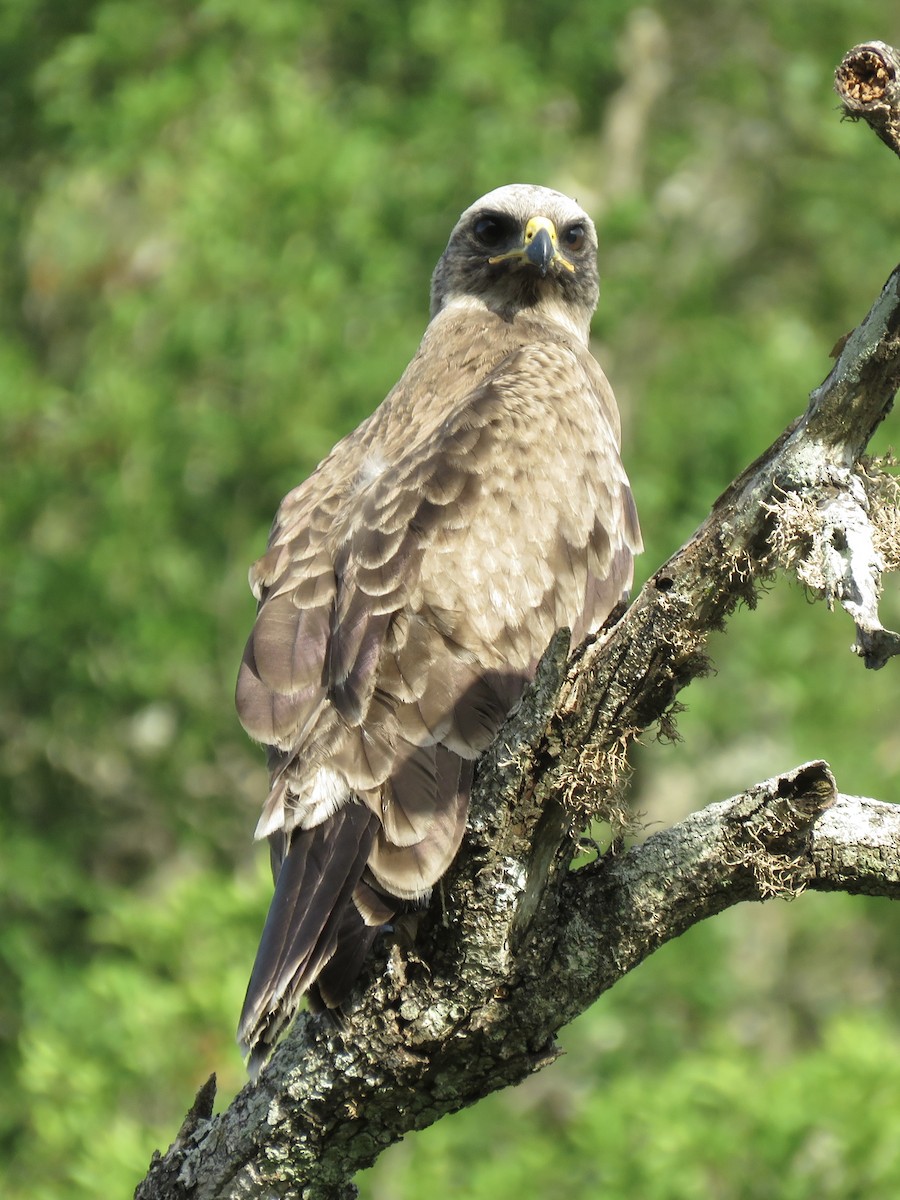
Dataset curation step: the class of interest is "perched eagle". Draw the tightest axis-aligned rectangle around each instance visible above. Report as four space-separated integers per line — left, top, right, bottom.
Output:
236 184 641 1075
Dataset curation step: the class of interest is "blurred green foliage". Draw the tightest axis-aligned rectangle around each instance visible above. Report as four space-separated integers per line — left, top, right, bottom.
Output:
2 1 900 1196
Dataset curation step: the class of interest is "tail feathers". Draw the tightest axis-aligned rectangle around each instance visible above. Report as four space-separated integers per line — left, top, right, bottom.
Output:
237 803 378 1075
308 905 381 1012
308 877 402 1010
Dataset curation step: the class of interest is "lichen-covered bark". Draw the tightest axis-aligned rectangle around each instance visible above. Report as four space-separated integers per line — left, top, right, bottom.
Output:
136 43 900 1200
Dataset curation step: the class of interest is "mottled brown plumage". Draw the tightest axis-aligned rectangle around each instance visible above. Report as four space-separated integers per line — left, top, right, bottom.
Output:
236 184 641 1075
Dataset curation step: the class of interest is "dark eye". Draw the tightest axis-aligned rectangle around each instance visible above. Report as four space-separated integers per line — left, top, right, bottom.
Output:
472 215 509 247
562 224 585 250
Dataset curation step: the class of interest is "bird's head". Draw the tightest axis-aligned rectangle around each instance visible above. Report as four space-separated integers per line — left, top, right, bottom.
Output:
429 184 600 341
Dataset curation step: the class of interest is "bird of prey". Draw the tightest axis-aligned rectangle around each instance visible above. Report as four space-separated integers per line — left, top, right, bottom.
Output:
235 183 642 1075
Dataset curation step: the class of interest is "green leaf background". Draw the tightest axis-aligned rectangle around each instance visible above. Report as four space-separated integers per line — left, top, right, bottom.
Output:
3 2 900 1196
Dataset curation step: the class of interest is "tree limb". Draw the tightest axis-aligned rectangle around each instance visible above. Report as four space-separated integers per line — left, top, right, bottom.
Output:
835 41 900 160
137 769 900 1200
136 43 900 1200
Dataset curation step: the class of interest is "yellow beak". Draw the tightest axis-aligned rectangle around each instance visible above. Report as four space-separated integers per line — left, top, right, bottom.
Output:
489 215 576 276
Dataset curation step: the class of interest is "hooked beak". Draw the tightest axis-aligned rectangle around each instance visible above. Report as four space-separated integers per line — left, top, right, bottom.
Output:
489 215 576 277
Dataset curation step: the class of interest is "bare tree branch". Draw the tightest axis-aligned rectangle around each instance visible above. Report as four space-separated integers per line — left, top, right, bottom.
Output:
137 769 900 1200
136 43 900 1200
836 41 900 160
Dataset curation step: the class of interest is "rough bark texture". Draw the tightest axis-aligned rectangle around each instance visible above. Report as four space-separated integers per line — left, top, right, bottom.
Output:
136 44 900 1200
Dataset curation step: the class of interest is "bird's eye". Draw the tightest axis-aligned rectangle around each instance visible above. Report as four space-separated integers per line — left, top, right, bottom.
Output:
473 215 509 247
562 224 585 250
